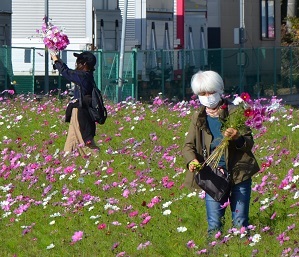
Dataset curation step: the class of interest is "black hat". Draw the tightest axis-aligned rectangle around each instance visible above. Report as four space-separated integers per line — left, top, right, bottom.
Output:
73 51 96 67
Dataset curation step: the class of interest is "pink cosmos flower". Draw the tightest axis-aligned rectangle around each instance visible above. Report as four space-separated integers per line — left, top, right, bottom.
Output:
64 165 75 174
111 242 119 250
129 210 138 217
97 223 106 230
141 216 151 226
122 189 130 198
197 249 208 254
270 212 277 220
71 231 83 243
186 240 196 248
215 231 221 239
262 226 270 232
287 224 295 230
240 226 246 234
37 18 70 52
127 222 136 229
220 199 230 209
116 252 126 257
276 232 290 245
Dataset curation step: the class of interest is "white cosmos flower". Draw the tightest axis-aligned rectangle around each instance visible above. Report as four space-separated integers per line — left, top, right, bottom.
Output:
50 212 61 218
187 192 196 197
49 220 55 225
293 162 299 168
90 215 101 219
0 200 9 207
283 184 291 190
46 243 55 249
260 198 269 205
84 201 92 206
232 96 244 105
177 226 187 232
292 125 299 131
68 174 76 180
292 175 299 182
163 209 171 215
251 234 261 243
2 211 11 218
294 191 299 199
162 201 172 208
59 174 66 180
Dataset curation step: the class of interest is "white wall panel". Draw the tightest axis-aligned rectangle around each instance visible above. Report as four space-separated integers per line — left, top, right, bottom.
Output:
12 0 87 39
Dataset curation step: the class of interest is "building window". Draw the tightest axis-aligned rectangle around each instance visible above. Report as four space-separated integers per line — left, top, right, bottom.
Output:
261 0 275 39
24 49 31 63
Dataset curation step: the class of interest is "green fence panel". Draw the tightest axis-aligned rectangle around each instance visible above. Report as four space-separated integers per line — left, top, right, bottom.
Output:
1 45 299 102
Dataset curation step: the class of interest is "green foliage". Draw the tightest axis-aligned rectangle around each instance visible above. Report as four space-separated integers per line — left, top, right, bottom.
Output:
222 106 248 133
282 17 299 46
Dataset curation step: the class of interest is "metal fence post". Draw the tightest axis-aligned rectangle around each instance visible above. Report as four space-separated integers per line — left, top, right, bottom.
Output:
257 47 260 98
132 48 137 100
96 50 103 90
4 45 8 90
161 49 165 96
32 48 36 94
290 46 293 92
239 47 244 94
273 47 277 95
182 49 186 99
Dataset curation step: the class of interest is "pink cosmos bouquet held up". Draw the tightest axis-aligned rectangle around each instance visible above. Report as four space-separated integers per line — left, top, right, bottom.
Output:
201 93 282 170
36 17 70 54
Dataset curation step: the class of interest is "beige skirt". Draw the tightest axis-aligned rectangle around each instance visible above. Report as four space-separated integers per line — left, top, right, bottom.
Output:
64 108 99 156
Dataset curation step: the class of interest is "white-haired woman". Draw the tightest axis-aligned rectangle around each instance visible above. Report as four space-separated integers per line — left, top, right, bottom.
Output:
182 70 260 238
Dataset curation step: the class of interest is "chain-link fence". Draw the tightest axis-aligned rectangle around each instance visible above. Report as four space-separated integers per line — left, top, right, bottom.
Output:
1 46 299 102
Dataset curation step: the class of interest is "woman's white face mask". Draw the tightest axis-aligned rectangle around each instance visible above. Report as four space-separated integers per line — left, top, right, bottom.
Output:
198 93 221 109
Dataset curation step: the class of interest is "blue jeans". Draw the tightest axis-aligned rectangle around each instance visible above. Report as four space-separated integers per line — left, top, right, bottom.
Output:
205 178 252 235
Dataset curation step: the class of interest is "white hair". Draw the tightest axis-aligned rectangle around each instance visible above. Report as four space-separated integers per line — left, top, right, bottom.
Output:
191 70 224 95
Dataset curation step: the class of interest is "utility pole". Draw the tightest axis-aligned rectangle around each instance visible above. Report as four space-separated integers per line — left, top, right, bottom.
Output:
44 0 49 94
117 0 128 102
239 0 245 93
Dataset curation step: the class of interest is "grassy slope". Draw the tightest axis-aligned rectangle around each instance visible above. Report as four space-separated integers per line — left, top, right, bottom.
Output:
0 96 298 257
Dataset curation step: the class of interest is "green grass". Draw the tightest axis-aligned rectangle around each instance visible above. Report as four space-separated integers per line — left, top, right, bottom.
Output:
0 95 299 256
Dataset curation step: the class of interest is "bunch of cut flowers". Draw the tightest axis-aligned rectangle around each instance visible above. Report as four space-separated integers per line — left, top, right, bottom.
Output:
36 17 70 54
200 93 282 170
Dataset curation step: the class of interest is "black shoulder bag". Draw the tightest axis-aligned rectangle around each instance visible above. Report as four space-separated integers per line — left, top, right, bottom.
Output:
194 130 232 202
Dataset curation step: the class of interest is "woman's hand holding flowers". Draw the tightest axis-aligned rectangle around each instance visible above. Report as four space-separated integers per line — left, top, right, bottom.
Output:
223 127 240 140
189 159 202 172
50 53 59 62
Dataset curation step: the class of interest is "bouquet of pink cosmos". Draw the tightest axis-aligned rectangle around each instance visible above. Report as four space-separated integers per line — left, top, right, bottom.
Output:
198 93 281 170
36 17 70 54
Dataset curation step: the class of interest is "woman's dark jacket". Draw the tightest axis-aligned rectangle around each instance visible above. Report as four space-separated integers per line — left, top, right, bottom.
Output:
54 60 95 143
182 99 260 190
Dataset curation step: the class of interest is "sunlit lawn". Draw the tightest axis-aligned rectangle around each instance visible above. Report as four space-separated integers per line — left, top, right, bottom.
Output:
0 92 299 257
